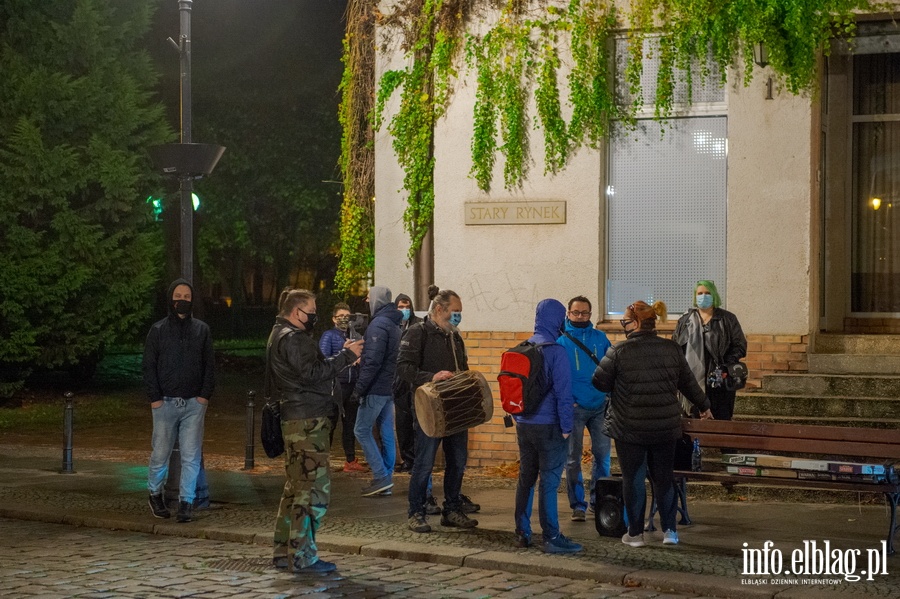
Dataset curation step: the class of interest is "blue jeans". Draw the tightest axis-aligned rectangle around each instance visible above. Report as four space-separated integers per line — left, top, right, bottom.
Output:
408 424 468 516
148 397 207 503
566 403 611 511
514 423 567 542
195 457 209 505
615 438 677 537
353 394 395 481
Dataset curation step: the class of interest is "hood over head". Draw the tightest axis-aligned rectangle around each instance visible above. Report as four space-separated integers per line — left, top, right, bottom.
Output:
167 278 194 317
395 293 415 312
534 298 566 342
368 286 392 316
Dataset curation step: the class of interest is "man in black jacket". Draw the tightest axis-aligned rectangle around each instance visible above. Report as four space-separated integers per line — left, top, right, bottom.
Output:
392 293 420 473
144 279 215 524
268 289 363 573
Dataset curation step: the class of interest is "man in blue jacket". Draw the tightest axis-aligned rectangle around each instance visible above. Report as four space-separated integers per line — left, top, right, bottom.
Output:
557 295 612 521
353 286 402 496
513 299 582 554
319 302 364 472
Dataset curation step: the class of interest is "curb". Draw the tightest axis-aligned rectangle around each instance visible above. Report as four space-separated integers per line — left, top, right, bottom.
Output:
0 506 855 599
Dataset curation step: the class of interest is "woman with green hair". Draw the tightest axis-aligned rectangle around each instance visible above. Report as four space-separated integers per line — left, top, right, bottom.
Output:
672 280 747 420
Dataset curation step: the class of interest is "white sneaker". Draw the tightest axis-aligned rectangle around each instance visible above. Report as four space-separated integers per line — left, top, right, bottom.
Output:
621 532 645 547
663 529 679 545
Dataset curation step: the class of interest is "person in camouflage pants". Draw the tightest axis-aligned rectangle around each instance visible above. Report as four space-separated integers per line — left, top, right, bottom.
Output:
266 289 363 574
273 417 332 570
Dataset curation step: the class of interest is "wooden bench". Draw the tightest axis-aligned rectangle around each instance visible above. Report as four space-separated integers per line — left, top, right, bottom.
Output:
672 418 900 554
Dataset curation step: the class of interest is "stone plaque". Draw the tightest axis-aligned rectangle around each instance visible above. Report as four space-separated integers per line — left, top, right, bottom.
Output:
464 201 566 225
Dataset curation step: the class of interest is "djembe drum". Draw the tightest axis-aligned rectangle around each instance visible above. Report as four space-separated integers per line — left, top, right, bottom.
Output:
414 370 493 438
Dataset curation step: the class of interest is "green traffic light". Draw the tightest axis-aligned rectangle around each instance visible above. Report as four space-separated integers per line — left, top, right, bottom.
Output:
145 194 199 220
146 195 163 221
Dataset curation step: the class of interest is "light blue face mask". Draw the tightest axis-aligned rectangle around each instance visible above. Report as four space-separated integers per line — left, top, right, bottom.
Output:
696 293 714 309
400 308 411 321
449 311 462 327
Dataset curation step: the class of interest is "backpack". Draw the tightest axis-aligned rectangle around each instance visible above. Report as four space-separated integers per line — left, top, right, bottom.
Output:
498 341 551 415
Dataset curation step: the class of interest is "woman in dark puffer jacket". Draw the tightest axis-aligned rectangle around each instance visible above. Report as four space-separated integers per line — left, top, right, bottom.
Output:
592 300 712 548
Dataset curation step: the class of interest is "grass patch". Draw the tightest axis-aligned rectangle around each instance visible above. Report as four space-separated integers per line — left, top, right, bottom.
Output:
106 338 266 356
0 396 139 432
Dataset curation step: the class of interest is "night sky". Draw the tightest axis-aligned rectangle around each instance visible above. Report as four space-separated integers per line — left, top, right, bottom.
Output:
147 0 349 138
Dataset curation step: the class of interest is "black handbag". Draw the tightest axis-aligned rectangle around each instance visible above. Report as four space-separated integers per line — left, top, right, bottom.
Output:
725 362 749 391
260 399 284 458
260 336 285 458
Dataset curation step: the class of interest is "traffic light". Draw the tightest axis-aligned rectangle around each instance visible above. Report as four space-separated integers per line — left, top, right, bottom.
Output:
145 193 200 221
146 195 163 221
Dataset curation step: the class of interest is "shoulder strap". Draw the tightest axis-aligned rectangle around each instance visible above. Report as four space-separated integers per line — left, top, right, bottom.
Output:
562 331 600 366
264 339 274 400
449 331 461 372
264 326 294 399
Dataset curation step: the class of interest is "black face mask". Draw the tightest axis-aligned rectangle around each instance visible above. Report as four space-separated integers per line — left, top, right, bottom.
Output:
173 300 192 315
569 319 592 329
299 308 317 331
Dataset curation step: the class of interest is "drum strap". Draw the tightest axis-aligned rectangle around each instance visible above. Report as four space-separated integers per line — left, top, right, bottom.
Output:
449 333 461 372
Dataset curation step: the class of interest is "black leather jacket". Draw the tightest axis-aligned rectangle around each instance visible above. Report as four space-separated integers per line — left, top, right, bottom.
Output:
266 317 357 420
592 330 709 444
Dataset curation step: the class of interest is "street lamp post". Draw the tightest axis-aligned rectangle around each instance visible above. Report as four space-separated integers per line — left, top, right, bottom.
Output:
150 0 225 286
177 0 194 284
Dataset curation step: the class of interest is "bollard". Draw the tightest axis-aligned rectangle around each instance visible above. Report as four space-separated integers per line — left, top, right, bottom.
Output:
243 390 256 470
61 392 75 474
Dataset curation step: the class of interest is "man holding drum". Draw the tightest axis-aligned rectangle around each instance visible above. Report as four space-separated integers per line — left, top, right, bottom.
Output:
398 285 478 533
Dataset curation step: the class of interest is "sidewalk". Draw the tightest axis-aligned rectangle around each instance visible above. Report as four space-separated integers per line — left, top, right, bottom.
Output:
0 444 895 599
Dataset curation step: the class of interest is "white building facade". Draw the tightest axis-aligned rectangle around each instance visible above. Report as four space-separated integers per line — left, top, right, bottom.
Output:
372 3 900 465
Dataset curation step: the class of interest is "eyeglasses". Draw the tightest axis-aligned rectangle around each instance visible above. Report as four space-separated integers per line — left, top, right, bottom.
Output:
619 319 634 328
569 310 592 317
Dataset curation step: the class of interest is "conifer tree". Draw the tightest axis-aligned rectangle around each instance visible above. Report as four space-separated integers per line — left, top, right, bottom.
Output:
0 0 172 397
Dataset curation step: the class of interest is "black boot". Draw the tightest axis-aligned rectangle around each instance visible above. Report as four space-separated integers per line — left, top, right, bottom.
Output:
176 500 193 523
148 494 170 519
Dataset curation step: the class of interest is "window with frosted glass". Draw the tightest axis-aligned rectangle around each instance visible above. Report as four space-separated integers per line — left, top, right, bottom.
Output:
607 38 727 315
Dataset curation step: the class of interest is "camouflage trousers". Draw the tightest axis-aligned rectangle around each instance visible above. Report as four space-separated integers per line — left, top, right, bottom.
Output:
273 416 332 569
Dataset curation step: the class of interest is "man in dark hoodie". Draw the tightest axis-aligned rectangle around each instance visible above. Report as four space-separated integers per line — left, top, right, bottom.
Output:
353 286 402 497
392 292 420 473
144 279 215 524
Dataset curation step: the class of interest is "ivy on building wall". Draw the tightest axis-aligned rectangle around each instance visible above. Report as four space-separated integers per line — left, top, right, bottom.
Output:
336 0 376 294
343 0 880 268
371 0 472 262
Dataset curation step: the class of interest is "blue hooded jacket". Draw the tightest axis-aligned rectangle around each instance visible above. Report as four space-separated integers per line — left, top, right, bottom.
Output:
354 286 402 397
513 299 573 434
557 320 611 411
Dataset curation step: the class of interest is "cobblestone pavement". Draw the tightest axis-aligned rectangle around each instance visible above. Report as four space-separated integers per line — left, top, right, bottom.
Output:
0 446 895 599
0 519 696 599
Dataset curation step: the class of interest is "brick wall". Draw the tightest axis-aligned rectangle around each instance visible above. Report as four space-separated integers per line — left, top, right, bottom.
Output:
459 331 530 468
460 324 809 467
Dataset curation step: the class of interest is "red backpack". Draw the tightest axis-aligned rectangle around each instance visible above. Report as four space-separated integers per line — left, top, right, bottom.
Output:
498 341 551 415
